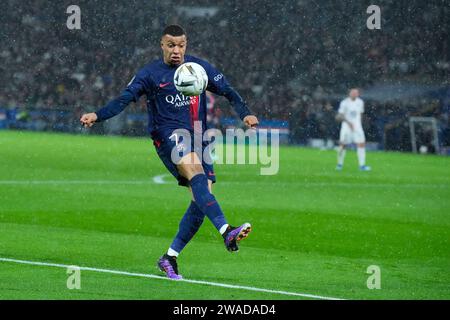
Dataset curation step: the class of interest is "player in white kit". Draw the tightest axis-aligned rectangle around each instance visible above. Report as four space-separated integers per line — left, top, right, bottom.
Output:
336 88 371 171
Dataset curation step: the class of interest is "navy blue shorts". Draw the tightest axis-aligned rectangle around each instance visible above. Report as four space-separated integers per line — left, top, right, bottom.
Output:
152 130 216 187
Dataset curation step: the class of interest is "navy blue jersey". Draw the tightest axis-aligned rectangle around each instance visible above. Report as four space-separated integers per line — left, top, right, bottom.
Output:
95 55 252 137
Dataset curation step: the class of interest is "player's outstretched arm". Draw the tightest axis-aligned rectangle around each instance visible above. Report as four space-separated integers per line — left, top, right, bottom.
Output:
201 61 258 128
80 68 152 128
211 80 259 128
219 85 258 128
226 88 259 128
79 90 135 128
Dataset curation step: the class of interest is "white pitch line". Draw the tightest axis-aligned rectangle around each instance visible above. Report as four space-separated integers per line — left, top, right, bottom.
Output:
0 179 447 189
152 174 170 185
0 180 152 185
0 257 344 300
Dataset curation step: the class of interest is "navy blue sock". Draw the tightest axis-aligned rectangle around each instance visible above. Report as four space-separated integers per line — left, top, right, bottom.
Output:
170 201 205 253
189 174 228 232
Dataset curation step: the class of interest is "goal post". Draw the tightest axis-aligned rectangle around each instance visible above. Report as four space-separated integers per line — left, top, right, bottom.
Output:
409 117 440 154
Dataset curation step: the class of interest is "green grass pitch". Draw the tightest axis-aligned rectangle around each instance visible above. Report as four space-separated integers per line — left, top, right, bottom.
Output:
0 130 449 299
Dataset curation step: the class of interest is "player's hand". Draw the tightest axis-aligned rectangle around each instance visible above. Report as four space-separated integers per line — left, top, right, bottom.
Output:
80 112 98 128
243 115 259 129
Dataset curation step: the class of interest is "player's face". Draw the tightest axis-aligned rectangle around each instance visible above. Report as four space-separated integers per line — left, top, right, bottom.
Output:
161 35 187 66
349 89 359 100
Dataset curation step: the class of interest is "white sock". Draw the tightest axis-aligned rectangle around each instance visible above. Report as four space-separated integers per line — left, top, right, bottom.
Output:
167 248 179 257
337 147 346 166
357 147 366 167
219 224 229 235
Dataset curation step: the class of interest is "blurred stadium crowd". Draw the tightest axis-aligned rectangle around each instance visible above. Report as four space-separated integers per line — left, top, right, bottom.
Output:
0 0 449 151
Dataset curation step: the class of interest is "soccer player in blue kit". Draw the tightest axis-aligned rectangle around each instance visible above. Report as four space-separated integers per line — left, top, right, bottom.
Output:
80 25 259 280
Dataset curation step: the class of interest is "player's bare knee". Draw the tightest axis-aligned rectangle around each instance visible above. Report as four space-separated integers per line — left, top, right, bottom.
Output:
177 153 204 181
178 163 204 181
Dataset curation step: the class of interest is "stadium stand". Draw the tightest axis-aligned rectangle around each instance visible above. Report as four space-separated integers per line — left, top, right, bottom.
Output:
0 0 448 152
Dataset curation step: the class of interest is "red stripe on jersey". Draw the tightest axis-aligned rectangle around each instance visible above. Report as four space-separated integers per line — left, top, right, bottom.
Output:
189 95 200 129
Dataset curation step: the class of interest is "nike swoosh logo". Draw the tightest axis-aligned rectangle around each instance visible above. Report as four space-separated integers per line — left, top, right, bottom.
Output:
159 82 171 88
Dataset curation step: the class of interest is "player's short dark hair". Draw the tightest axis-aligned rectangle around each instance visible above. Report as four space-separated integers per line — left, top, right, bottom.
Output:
162 25 186 37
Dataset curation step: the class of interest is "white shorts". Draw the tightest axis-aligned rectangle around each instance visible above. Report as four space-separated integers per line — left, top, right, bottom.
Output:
339 126 366 145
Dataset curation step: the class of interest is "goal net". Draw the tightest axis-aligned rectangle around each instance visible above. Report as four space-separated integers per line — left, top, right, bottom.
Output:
409 117 440 154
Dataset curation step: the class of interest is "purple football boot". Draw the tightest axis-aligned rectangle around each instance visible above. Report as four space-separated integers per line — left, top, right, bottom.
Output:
157 254 182 280
223 223 252 252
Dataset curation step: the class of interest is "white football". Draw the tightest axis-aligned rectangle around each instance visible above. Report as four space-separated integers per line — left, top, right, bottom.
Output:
174 62 208 96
